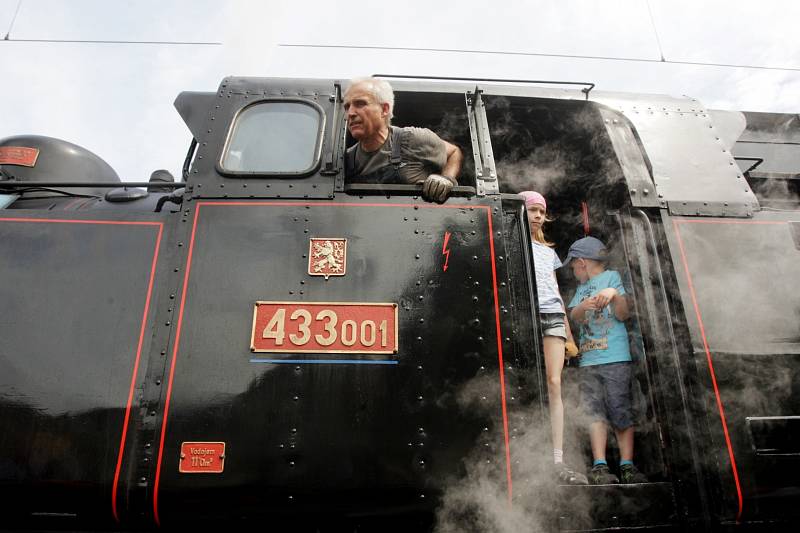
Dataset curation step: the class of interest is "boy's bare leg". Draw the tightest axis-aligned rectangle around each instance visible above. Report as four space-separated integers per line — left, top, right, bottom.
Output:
543 336 566 453
589 421 608 461
615 426 635 462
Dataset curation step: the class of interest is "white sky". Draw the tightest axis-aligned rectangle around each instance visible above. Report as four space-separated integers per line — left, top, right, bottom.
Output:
1 0 798 182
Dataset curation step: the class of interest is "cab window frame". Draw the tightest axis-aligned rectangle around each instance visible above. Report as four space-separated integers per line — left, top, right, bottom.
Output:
217 97 326 178
342 90 477 197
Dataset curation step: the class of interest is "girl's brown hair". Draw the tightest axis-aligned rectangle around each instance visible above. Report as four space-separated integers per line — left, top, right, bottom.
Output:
531 212 555 247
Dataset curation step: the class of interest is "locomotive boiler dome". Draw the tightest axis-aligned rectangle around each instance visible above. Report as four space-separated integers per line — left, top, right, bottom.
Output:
0 135 120 196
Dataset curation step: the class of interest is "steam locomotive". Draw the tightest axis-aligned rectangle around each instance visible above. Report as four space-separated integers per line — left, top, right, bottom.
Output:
1 76 798 532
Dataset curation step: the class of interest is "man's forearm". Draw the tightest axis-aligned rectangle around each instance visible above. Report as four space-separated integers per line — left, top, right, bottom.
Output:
441 143 463 183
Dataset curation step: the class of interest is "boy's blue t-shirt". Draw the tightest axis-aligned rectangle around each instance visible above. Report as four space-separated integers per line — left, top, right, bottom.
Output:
568 269 631 367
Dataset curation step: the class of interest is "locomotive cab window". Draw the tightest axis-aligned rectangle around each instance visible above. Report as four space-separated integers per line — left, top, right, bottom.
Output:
345 90 476 195
220 100 324 176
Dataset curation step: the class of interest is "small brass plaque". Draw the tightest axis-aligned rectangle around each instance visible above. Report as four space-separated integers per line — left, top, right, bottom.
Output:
179 442 225 474
0 146 39 167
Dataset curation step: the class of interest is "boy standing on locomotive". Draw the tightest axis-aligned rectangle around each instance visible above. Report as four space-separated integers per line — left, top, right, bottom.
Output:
564 237 648 484
520 191 588 485
343 77 463 203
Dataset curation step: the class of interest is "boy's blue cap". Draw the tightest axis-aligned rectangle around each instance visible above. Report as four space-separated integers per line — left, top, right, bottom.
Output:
561 236 607 267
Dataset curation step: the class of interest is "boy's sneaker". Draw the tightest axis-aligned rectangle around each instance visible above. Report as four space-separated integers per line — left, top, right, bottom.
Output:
555 463 589 485
589 463 619 485
619 464 648 484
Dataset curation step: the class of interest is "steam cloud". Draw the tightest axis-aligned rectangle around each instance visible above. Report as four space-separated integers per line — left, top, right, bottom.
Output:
433 373 595 532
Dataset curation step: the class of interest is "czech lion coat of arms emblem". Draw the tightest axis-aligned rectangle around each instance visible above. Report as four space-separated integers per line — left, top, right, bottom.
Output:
308 238 347 279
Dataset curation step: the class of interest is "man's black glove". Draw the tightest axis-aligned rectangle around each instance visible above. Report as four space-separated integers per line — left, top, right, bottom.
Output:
422 174 454 203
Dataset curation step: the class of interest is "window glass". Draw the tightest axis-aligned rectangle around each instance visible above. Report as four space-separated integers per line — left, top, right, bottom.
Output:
222 102 322 174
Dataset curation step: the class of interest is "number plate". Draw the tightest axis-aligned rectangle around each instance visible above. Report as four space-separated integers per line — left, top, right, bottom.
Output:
250 301 398 354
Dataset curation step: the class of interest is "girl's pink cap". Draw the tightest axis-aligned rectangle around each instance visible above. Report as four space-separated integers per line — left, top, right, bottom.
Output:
519 190 546 211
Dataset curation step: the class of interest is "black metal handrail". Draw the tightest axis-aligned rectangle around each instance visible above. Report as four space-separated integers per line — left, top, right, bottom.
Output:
372 74 595 98
0 181 185 188
734 156 764 174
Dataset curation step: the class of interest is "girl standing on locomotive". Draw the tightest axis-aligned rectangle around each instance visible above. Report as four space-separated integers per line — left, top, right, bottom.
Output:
520 191 588 485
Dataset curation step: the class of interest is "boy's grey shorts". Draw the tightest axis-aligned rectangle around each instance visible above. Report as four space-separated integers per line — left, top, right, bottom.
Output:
540 312 567 340
580 361 634 429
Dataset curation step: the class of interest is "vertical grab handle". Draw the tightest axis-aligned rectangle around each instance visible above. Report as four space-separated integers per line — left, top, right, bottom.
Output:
466 87 498 196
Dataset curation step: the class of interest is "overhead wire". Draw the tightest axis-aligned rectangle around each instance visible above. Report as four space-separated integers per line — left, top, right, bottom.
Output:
3 0 22 40
4 38 221 45
277 43 800 73
1 0 220 46
645 0 666 62
0 2 794 68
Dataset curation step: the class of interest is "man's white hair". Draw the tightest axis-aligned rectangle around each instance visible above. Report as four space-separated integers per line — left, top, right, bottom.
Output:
346 77 394 125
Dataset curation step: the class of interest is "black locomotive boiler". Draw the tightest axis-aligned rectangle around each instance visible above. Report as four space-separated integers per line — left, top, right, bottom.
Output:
1 76 798 532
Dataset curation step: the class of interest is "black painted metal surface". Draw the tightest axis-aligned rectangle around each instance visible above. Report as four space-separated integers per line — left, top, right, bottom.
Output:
150 196 520 524
663 211 800 524
0 212 169 528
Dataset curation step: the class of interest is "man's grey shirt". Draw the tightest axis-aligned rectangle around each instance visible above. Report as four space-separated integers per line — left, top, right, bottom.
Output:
348 126 448 184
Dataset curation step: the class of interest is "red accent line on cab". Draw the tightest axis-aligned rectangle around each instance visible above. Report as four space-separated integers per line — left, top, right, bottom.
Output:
153 206 201 527
111 223 164 522
673 219 745 521
486 211 513 505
